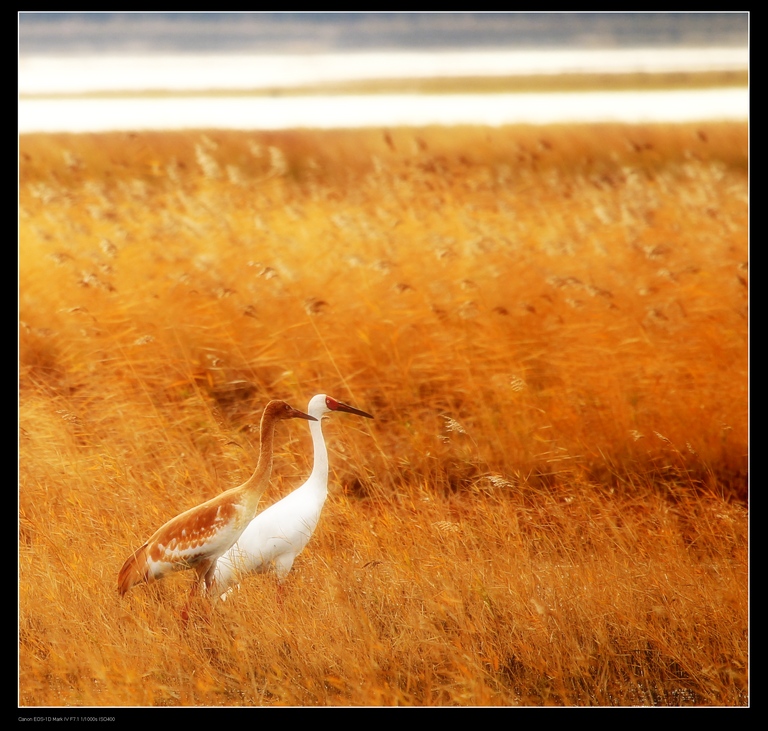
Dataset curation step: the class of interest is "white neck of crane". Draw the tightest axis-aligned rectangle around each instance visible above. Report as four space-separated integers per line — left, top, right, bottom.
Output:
307 415 329 491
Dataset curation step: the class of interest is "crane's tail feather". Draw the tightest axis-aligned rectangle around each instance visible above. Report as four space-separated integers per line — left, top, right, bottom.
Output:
117 543 150 596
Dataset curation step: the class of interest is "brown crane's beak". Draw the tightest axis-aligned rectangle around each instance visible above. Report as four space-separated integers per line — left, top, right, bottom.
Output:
269 400 319 421
292 408 318 421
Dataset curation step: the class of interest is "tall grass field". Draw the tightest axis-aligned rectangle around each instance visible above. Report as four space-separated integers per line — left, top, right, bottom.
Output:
19 123 748 706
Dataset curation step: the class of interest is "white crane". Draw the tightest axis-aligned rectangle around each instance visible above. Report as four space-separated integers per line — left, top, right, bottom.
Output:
214 394 373 597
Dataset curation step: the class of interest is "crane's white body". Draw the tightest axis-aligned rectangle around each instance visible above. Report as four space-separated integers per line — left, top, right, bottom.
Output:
214 394 372 597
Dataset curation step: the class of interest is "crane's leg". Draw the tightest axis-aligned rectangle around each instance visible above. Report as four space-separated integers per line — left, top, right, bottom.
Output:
181 562 213 626
274 575 289 608
203 561 218 594
274 558 293 608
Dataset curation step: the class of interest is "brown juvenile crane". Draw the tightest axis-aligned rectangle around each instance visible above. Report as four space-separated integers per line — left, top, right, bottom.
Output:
117 400 316 598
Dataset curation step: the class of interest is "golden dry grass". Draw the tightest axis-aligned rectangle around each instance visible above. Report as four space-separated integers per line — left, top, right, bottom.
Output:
19 123 748 707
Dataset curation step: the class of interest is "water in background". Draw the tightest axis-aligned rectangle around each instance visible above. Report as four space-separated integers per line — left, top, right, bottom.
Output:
18 13 749 132
18 12 749 55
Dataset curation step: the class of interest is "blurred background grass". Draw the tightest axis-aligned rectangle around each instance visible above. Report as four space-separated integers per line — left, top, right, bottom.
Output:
19 123 748 706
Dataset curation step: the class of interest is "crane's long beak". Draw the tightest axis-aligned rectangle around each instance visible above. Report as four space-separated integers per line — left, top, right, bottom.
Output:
335 401 374 419
292 409 318 421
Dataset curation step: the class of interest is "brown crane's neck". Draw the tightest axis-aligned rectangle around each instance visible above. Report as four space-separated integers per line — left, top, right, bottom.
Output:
240 409 280 510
